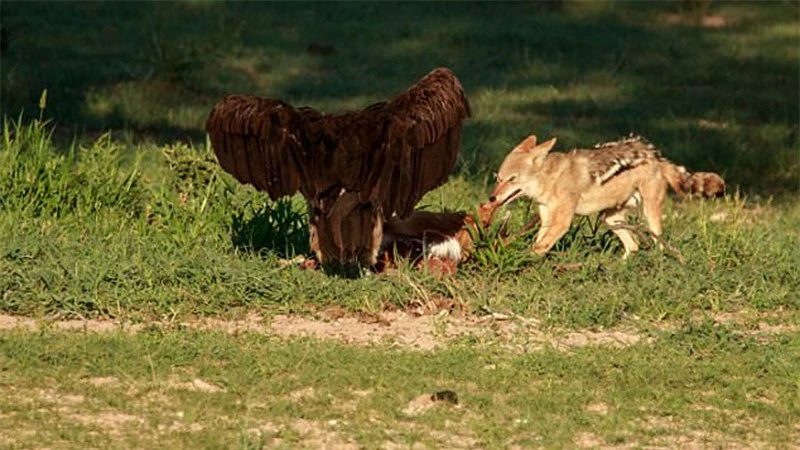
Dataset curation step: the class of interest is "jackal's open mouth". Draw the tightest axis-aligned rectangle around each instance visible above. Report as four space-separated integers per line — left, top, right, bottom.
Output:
497 188 522 206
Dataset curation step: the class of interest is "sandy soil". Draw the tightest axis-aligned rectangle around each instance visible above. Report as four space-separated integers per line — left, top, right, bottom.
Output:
1 309 792 352
0 311 649 352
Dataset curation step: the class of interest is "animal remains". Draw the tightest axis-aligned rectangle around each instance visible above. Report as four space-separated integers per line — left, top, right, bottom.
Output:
377 200 505 275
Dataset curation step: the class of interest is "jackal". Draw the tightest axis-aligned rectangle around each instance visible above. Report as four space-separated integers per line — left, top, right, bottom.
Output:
489 134 725 257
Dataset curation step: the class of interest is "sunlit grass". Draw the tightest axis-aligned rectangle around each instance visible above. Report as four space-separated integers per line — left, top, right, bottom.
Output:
1 115 797 326
0 326 797 448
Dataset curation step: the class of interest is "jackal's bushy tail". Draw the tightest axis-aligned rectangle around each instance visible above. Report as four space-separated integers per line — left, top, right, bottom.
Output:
661 163 726 198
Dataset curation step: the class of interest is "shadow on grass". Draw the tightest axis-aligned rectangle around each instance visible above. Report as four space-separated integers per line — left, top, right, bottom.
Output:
229 199 374 279
230 198 309 259
1 1 797 193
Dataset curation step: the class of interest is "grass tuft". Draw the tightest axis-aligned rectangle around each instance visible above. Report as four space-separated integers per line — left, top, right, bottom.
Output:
1 115 143 218
231 198 310 258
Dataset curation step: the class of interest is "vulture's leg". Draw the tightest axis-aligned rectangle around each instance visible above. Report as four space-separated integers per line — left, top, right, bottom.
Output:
310 193 384 275
307 200 323 263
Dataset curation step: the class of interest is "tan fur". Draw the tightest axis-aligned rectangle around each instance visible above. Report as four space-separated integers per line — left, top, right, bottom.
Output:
489 134 725 258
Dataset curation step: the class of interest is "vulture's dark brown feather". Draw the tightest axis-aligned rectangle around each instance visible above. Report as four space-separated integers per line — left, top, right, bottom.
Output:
205 68 470 268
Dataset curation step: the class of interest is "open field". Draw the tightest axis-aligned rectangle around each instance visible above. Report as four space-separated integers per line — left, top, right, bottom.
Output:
1 1 799 448
1 321 798 449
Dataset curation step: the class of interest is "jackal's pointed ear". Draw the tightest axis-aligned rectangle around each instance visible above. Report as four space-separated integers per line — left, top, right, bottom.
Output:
534 137 557 154
529 137 557 161
511 135 538 153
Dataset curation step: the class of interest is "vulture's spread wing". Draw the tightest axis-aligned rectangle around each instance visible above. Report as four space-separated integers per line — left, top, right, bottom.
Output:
205 68 470 216
205 96 317 200
362 67 471 217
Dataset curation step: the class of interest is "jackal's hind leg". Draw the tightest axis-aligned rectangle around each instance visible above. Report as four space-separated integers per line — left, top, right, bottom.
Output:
640 178 668 250
603 208 639 259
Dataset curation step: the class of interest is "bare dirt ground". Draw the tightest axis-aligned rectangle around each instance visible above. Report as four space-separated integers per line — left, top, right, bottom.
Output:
0 311 648 352
1 309 794 352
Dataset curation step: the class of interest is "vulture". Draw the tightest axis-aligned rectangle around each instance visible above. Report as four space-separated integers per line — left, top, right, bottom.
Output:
205 68 471 268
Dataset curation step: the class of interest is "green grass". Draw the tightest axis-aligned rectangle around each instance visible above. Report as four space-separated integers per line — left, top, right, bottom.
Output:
1 1 799 447
2 117 797 325
0 326 798 448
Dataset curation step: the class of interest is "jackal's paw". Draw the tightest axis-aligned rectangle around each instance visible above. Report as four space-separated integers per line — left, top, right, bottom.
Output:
531 244 549 257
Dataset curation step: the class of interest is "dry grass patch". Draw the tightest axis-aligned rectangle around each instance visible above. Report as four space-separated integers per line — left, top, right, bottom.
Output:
167 377 226 394
246 419 360 450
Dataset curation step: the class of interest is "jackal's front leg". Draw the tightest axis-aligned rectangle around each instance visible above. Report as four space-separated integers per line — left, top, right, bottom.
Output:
532 202 576 256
